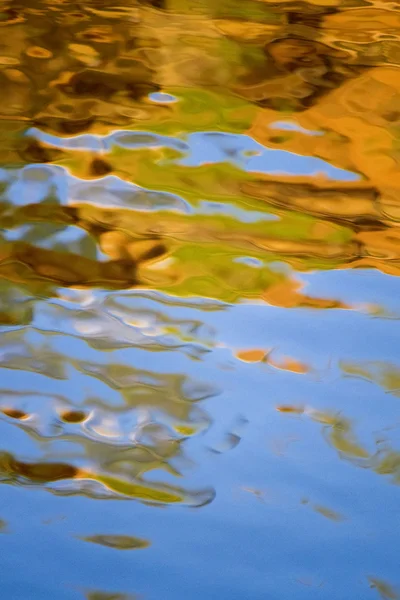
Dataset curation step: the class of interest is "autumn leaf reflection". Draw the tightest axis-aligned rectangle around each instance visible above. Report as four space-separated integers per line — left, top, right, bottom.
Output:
0 1 398 597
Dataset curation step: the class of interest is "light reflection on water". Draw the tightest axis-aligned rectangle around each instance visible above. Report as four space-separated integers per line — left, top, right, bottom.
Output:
0 0 399 599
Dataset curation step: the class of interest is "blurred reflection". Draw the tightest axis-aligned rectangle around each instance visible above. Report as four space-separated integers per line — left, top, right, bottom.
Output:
341 361 400 397
0 449 215 505
0 519 8 533
85 592 138 600
78 535 150 550
278 406 400 484
0 0 398 599
369 578 399 600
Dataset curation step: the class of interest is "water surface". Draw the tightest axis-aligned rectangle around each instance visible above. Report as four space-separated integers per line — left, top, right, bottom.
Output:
0 1 399 598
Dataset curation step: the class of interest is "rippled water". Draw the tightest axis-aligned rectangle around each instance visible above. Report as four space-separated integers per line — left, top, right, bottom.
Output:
0 1 400 598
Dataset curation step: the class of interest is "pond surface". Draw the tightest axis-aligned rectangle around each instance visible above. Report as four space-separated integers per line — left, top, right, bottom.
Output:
0 1 399 598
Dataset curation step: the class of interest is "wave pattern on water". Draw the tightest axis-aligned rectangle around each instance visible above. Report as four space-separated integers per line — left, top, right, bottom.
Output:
0 1 399 599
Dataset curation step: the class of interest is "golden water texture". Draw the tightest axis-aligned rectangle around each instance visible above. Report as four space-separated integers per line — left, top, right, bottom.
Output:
0 0 400 597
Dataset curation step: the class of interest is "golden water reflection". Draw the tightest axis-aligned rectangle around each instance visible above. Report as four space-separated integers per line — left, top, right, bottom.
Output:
0 0 399 598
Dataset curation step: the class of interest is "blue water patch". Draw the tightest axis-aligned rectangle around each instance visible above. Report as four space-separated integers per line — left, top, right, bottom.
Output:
25 128 359 182
67 172 192 213
27 128 106 152
148 92 179 104
4 165 68 206
233 256 264 268
196 200 278 223
180 132 358 181
27 127 188 153
269 120 324 136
